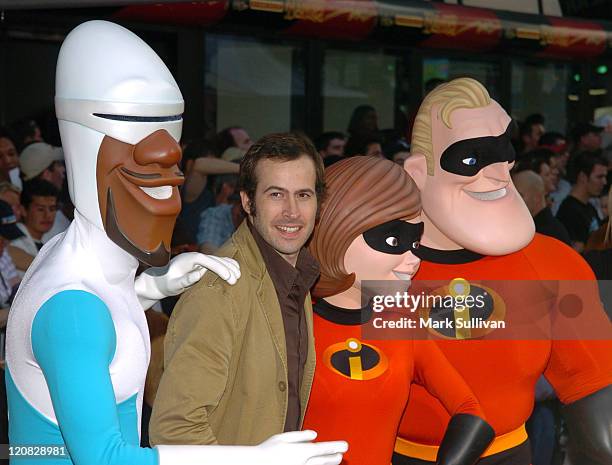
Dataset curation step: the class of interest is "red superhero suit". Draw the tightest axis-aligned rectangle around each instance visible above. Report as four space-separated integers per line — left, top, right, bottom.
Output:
303 298 486 465
393 233 612 465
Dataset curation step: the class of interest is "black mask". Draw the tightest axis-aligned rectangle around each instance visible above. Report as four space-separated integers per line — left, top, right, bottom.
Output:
362 219 424 255
440 121 516 177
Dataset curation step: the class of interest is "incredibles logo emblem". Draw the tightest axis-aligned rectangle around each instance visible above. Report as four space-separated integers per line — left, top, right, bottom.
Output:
322 338 388 380
419 278 506 340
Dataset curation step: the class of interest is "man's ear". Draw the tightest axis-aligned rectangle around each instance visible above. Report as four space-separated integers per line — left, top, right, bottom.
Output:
239 191 251 215
404 153 428 190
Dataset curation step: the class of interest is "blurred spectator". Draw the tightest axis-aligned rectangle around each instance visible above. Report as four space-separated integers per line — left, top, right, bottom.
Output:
19 142 69 240
213 173 238 206
347 104 379 140
0 183 23 222
0 130 20 189
345 135 383 158
179 139 239 239
515 149 558 196
9 180 58 274
20 142 65 190
0 200 24 303
571 122 603 153
384 139 411 165
585 184 610 252
315 131 346 161
8 118 43 152
556 152 608 252
539 132 570 173
513 170 570 245
541 132 572 215
216 126 253 154
221 147 245 162
583 187 612 319
519 114 545 154
197 193 243 254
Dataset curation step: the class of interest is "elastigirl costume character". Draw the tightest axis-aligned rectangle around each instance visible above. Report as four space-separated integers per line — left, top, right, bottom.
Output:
302 156 495 465
393 78 612 465
5 21 346 465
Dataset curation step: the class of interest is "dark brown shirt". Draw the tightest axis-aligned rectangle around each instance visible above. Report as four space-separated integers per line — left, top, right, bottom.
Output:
248 221 319 431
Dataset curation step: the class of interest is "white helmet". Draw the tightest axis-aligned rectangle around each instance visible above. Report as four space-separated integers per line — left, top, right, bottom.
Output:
55 20 183 229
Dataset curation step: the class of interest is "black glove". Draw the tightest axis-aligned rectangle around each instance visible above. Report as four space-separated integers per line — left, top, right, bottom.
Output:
436 414 495 465
563 384 612 465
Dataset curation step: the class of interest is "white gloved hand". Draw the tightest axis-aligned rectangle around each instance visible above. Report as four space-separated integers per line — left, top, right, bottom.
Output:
256 430 348 465
134 252 240 310
156 430 348 465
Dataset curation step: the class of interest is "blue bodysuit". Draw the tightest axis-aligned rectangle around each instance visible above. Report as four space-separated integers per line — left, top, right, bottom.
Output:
5 211 157 465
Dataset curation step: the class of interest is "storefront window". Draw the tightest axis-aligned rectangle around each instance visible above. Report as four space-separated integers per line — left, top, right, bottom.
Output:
587 62 612 123
205 34 304 141
322 49 397 134
511 60 572 134
422 57 501 100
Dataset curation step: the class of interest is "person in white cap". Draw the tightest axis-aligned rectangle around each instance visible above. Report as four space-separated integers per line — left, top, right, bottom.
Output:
19 142 71 240
5 20 346 465
19 142 65 190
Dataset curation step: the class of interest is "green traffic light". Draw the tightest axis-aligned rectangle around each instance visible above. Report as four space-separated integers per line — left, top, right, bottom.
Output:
574 74 581 82
597 65 608 75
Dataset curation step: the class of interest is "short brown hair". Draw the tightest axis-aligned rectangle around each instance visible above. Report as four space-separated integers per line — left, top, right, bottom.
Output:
309 156 421 298
239 132 325 215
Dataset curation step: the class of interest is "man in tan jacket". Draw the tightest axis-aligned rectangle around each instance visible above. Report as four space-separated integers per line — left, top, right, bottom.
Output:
150 133 326 446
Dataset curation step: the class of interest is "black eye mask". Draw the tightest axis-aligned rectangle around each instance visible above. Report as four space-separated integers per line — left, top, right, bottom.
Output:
362 219 424 255
440 121 516 177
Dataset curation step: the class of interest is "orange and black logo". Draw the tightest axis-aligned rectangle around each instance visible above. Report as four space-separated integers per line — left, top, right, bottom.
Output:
322 338 388 380
419 278 506 339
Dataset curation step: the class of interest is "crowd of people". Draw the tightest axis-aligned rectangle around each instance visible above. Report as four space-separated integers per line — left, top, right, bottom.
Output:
0 86 611 465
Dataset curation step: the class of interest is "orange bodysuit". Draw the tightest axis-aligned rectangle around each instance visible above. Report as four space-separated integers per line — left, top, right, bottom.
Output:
303 299 486 465
394 234 612 465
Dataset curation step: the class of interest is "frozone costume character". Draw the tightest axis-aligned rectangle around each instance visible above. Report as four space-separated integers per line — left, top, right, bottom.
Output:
393 78 612 465
5 21 346 465
302 156 494 465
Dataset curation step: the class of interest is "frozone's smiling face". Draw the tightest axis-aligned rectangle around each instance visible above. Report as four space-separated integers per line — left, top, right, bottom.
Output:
96 129 184 266
407 101 534 255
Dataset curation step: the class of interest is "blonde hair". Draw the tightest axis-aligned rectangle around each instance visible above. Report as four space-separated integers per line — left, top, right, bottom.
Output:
412 77 492 175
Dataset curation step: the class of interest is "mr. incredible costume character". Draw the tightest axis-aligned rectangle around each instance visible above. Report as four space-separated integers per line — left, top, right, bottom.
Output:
303 156 495 465
5 21 346 465
393 78 612 465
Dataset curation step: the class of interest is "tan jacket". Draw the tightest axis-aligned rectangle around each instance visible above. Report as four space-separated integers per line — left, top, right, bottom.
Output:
149 221 316 446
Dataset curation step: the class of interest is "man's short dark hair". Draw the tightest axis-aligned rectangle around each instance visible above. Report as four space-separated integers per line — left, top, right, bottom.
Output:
344 135 382 157
8 119 40 152
214 173 238 196
566 151 608 184
0 127 15 143
539 131 565 146
515 148 555 174
519 113 545 138
239 133 325 215
22 179 59 209
216 126 244 154
314 131 345 152
181 138 216 171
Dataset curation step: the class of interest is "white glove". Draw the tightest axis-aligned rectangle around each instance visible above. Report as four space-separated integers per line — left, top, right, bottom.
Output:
256 430 347 465
156 430 348 465
134 252 240 310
